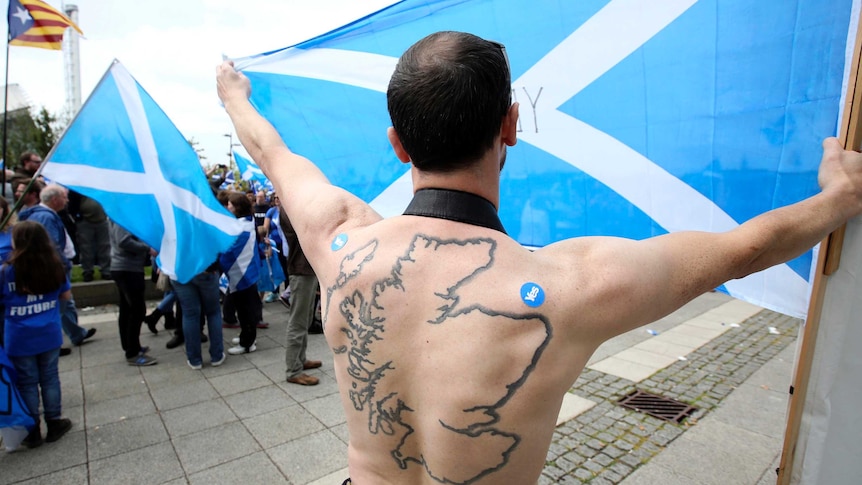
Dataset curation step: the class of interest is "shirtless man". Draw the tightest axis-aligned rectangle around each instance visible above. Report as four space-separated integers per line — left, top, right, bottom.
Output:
218 31 862 485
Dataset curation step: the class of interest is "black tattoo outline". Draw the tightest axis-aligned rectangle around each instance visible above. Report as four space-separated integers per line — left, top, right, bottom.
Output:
325 239 379 325
330 234 552 484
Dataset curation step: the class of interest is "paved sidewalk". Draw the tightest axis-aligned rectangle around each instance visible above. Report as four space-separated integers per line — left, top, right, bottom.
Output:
545 292 797 484
0 292 797 484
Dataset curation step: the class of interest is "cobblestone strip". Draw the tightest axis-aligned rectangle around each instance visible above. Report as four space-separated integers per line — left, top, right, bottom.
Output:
541 310 799 484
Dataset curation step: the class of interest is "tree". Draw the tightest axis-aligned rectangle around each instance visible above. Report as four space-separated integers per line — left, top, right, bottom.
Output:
32 107 59 152
188 137 206 161
0 106 61 165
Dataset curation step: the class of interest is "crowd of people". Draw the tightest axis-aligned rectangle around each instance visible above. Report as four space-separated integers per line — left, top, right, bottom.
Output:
0 155 323 452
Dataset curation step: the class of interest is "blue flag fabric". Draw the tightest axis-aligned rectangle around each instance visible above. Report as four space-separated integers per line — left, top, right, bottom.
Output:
0 346 35 451
233 0 858 317
258 245 285 293
251 179 274 195
43 60 245 284
233 150 269 186
218 169 236 190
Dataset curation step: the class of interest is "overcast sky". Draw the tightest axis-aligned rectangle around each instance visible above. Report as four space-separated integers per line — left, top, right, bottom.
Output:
2 0 397 165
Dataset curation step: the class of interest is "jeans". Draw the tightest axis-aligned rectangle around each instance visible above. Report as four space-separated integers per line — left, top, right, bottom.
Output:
173 272 224 366
113 270 146 359
156 289 177 313
76 219 111 278
59 268 87 345
10 349 62 421
285 274 318 378
60 297 87 345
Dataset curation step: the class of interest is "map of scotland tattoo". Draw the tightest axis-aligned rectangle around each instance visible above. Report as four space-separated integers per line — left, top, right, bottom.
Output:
329 235 551 484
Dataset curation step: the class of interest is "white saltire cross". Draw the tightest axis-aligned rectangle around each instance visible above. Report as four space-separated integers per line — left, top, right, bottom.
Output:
43 62 244 281
237 0 810 313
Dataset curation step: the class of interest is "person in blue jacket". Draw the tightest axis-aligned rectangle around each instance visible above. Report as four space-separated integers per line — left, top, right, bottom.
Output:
1 221 73 448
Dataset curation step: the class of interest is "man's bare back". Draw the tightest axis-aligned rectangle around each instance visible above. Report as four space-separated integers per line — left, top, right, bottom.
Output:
320 216 590 484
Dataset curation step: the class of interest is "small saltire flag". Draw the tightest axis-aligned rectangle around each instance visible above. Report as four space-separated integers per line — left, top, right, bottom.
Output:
248 178 273 195
42 60 245 283
233 150 269 186
219 168 236 190
7 0 82 50
232 0 858 318
219 218 259 293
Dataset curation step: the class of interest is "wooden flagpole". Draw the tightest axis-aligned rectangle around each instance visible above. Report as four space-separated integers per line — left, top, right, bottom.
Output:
776 9 862 483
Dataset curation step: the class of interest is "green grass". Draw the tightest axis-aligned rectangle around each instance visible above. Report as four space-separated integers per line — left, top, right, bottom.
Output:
70 265 152 283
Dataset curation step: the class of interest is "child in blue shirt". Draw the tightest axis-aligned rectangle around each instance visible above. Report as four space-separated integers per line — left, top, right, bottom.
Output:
1 221 73 448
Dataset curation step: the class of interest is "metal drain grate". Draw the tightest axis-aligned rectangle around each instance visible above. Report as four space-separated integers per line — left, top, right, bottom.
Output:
617 389 697 424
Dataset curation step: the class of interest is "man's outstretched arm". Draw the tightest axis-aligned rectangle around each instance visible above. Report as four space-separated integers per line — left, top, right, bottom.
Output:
216 61 382 265
546 137 862 344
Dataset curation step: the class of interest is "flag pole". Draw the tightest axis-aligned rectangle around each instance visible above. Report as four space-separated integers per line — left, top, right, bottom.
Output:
2 32 11 199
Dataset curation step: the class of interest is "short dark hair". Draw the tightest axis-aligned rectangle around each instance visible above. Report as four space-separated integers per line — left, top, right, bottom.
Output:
12 178 42 197
18 151 39 165
216 189 230 207
387 31 511 173
227 191 252 218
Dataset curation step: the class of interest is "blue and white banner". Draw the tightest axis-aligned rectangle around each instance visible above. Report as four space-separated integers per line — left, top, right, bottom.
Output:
252 178 274 195
218 169 236 190
233 0 860 317
233 150 268 185
43 60 245 283
219 217 260 292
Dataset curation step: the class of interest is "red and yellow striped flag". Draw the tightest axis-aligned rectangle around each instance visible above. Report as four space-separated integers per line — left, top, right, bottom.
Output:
7 0 83 50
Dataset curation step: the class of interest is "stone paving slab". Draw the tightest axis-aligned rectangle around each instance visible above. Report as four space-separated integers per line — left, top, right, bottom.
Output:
588 298 762 385
588 357 659 383
557 393 598 426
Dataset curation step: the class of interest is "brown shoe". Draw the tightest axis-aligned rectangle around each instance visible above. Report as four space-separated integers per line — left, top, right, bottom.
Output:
286 373 319 386
303 360 322 370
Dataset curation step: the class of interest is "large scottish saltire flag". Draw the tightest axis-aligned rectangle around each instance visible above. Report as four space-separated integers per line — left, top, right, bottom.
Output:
233 0 860 317
43 61 245 283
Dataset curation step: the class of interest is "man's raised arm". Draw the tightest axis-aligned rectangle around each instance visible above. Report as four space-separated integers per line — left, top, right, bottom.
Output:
216 60 382 262
547 137 862 344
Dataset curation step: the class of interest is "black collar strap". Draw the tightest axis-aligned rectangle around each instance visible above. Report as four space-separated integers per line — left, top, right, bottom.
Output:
402 188 506 234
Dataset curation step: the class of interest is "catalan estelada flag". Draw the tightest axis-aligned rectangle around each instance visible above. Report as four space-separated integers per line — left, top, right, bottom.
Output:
7 0 82 50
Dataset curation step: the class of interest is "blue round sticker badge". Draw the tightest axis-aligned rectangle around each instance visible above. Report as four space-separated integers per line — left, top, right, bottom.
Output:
520 282 545 308
331 233 348 251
